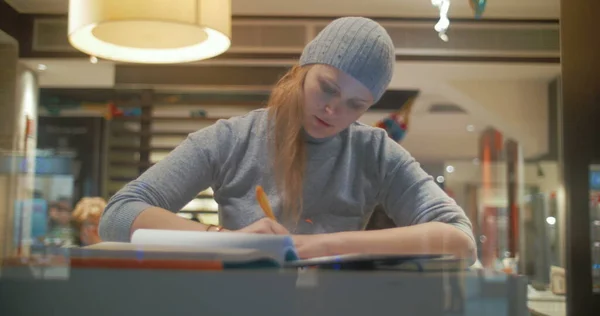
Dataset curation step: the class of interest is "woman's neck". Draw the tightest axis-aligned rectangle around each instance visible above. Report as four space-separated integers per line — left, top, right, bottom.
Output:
302 128 336 144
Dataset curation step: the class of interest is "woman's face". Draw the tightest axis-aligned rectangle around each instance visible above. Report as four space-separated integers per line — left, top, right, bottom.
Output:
303 65 374 139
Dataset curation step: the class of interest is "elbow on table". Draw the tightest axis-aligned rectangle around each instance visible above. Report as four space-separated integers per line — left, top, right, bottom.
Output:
97 195 137 242
463 237 478 266
97 203 116 242
452 226 478 265
98 181 163 242
432 221 477 265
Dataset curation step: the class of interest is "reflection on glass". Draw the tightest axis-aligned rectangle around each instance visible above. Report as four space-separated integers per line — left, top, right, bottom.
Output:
1 154 75 256
523 190 551 284
590 164 600 293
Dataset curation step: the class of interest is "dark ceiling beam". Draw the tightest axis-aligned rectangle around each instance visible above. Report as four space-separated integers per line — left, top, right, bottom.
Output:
16 50 560 63
115 65 290 88
0 0 20 40
217 53 559 64
234 15 559 25
13 13 35 59
39 87 418 112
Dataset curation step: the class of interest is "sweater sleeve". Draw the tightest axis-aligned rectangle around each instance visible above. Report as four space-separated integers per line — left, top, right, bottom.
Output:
99 120 236 242
376 134 475 244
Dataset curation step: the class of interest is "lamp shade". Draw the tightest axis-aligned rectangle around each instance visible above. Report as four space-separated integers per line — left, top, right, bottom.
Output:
68 0 231 64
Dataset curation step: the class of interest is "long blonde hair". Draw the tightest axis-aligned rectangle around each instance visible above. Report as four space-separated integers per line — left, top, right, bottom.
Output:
267 65 311 222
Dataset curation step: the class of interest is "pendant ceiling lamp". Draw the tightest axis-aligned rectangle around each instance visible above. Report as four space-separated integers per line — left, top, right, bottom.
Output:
68 0 231 64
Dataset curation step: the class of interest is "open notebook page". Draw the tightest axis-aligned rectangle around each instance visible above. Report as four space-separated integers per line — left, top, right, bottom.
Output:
130 229 299 265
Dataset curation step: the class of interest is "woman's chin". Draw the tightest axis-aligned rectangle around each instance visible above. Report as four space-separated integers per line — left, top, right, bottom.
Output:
305 128 335 139
303 118 338 139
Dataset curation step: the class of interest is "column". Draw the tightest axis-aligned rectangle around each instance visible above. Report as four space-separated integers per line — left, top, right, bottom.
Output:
13 63 40 257
505 140 521 262
0 33 39 259
0 36 19 259
478 127 506 269
561 0 600 313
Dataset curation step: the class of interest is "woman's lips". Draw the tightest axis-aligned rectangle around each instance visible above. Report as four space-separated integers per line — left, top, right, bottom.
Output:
315 116 332 127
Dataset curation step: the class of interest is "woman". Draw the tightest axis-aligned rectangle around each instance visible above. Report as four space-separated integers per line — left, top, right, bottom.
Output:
99 17 476 261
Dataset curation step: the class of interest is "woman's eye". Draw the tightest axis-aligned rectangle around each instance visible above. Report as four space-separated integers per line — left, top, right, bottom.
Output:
348 102 364 111
320 82 337 94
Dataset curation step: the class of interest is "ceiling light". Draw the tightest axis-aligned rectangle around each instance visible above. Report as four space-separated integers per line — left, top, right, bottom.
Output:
431 0 450 40
68 0 231 64
89 56 98 64
446 165 454 173
546 216 556 225
466 124 475 132
37 64 47 71
436 176 445 183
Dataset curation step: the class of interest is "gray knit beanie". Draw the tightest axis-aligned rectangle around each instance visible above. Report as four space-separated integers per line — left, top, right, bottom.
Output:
299 17 395 102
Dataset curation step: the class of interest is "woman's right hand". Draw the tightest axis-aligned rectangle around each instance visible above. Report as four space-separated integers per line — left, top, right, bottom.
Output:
236 218 290 235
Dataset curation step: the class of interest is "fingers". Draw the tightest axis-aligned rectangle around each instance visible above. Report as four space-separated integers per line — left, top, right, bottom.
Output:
237 217 290 235
268 220 290 235
258 217 289 235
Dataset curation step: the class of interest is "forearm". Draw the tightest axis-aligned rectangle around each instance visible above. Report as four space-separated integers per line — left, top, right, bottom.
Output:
130 207 215 237
327 222 476 262
100 125 234 241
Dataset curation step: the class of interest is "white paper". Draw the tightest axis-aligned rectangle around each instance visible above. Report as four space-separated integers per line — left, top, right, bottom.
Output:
131 229 298 264
74 242 274 263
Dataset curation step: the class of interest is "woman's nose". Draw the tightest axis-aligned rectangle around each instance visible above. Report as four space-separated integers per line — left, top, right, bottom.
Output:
323 97 340 115
324 103 335 115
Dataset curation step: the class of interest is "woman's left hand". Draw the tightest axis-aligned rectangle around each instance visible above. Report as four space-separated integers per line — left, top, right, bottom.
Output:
292 234 335 259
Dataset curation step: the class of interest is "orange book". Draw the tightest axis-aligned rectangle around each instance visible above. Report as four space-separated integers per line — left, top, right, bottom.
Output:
70 257 223 271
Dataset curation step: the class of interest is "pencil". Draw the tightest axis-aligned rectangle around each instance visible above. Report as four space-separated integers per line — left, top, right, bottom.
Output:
256 185 276 221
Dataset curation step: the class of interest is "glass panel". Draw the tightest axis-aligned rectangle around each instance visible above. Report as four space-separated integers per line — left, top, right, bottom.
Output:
0 10 577 316
590 164 600 293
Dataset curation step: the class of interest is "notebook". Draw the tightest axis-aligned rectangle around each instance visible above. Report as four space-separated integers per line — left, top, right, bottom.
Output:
70 229 465 271
293 253 470 272
287 253 466 271
69 229 298 270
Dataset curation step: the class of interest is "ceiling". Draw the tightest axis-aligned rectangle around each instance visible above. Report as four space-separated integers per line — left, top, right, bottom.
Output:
5 0 560 19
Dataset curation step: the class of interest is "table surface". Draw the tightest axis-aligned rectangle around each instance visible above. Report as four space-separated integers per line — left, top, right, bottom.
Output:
527 289 566 316
0 266 529 316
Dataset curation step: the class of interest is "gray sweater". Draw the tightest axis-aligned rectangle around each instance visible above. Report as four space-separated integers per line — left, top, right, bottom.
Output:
99 109 474 243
